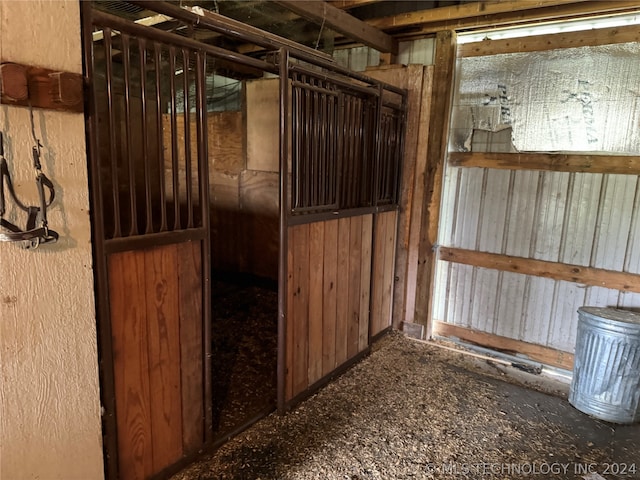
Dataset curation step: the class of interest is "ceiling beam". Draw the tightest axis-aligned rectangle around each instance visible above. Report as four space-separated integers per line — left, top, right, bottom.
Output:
274 0 398 54
395 1 640 37
367 0 591 30
329 0 381 9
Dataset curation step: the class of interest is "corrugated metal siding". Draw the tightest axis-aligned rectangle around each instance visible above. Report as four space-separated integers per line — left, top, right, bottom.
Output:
435 167 640 354
398 38 434 65
333 38 435 71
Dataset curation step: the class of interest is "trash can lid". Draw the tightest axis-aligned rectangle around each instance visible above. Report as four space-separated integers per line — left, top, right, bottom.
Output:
578 307 640 326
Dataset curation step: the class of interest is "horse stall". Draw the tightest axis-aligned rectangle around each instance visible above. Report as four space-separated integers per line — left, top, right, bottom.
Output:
82 3 406 479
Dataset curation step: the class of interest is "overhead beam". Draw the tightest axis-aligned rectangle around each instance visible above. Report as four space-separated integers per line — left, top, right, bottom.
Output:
127 1 334 63
368 0 590 30
274 0 398 54
449 152 640 175
330 0 381 8
374 1 640 36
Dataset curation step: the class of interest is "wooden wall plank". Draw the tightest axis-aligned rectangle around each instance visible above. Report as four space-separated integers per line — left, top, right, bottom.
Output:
415 31 457 337
335 218 351 366
144 245 183 473
434 321 574 370
322 220 339 376
366 65 423 330
347 216 363 359
371 213 387 337
459 22 640 57
177 241 204 454
449 152 640 175
405 66 434 328
359 215 373 351
108 251 153 480
440 246 640 294
308 222 325 384
286 228 295 401
246 78 280 172
380 211 397 334
291 224 310 397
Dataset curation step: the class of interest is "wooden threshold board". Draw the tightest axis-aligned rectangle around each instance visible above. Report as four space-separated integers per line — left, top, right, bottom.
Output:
433 321 574 371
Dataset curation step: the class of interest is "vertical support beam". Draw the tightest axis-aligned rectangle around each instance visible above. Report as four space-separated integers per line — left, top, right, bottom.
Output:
414 30 457 339
81 4 119 479
195 51 213 442
277 48 290 413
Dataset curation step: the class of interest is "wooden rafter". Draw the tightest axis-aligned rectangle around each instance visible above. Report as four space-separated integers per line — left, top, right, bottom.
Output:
274 0 398 54
367 0 591 30
329 0 381 9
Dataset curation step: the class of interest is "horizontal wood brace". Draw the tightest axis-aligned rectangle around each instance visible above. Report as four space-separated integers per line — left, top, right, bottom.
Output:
448 152 640 175
459 22 640 57
433 321 574 370
439 246 640 294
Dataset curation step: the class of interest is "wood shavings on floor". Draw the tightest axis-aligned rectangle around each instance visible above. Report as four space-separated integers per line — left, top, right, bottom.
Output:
173 332 639 480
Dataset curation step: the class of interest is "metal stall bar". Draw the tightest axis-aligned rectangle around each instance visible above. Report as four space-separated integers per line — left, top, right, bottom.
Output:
153 42 168 232
195 50 213 442
103 28 121 238
277 47 290 413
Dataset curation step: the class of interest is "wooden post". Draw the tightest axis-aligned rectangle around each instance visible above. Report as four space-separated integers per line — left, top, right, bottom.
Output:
414 30 457 338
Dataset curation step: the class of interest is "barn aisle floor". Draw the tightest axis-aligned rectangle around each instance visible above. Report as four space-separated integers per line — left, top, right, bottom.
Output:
174 332 639 480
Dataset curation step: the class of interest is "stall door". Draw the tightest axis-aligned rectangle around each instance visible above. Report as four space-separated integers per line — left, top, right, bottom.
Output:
280 63 405 407
84 8 211 479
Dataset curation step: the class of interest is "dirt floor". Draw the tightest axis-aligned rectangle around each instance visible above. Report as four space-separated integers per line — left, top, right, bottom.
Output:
180 330 639 480
211 274 278 437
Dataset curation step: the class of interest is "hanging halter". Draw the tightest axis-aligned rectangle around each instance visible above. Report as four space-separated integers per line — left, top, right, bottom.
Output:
0 131 59 249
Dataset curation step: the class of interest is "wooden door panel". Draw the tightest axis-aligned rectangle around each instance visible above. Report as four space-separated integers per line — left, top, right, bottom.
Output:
108 241 204 479
371 210 398 337
285 215 375 402
109 251 154 480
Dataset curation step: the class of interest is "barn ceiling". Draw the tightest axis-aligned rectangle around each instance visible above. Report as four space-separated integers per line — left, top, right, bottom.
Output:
92 0 640 57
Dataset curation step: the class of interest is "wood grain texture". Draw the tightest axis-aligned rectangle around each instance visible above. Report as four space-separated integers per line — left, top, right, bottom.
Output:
291 224 310 398
459 22 640 57
449 152 640 174
365 65 422 330
335 217 351 366
347 216 363 359
440 246 640 295
405 67 433 329
433 321 574 370
359 215 373 351
367 0 585 30
177 241 204 454
286 228 295 401
108 251 153 480
308 222 325 384
370 213 387 337
380 211 397 334
246 78 280 172
144 245 183 473
322 220 339 376
275 0 398 54
0 62 83 112
415 31 457 338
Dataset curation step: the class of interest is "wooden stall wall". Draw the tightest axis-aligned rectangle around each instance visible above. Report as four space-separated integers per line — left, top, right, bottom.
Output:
370 210 398 338
366 64 433 332
107 241 204 480
431 25 640 370
286 215 373 401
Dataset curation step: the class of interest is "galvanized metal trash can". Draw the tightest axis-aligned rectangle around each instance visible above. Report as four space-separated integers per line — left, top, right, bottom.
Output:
569 307 640 424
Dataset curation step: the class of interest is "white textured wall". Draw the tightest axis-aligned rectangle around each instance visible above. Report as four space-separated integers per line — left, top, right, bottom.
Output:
0 1 104 479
